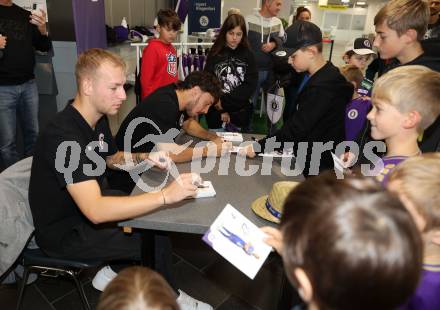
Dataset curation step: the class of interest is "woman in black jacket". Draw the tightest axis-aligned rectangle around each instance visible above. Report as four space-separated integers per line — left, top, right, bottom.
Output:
204 14 257 131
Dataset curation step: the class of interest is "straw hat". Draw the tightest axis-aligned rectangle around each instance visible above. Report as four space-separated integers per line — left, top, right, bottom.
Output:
251 181 299 223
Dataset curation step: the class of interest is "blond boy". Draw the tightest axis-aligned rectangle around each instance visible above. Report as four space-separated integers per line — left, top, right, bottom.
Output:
366 65 440 183
388 153 440 309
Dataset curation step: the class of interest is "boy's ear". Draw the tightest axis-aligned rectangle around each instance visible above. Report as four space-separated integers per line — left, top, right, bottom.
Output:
403 110 422 129
402 28 419 43
342 54 349 63
294 268 313 303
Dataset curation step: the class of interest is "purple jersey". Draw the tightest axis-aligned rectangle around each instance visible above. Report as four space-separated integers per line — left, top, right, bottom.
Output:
400 267 440 310
345 97 372 141
375 156 407 185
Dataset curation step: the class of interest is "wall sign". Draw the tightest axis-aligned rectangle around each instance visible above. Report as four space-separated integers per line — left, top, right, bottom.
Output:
188 0 221 33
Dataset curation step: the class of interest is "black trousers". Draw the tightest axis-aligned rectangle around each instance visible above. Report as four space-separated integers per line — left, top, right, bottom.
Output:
40 190 176 289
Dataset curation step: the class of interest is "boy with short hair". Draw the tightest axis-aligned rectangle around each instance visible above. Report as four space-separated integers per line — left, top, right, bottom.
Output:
251 21 353 176
343 37 376 72
340 64 372 142
366 65 440 183
140 9 181 99
387 153 440 309
355 0 440 156
263 172 423 310
374 0 440 71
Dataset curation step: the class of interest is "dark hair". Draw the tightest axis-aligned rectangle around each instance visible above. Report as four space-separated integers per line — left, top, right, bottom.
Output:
295 6 311 20
176 71 223 103
157 9 181 31
97 266 179 310
281 172 422 310
209 14 250 57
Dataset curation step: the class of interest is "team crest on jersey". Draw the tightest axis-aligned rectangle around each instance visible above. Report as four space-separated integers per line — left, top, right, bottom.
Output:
167 53 177 76
348 109 359 120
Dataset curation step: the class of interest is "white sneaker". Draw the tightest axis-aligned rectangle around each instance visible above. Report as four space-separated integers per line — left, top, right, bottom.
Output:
92 265 117 291
176 289 213 310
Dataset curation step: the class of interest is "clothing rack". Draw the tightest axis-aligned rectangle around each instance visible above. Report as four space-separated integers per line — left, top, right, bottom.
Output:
131 42 214 76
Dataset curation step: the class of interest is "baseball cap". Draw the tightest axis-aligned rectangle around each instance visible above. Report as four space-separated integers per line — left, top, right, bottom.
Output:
273 21 322 58
345 38 375 55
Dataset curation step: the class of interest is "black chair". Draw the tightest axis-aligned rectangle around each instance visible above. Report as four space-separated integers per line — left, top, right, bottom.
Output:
16 247 103 310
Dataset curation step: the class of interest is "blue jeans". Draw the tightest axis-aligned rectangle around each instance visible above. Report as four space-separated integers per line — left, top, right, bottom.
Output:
0 80 39 168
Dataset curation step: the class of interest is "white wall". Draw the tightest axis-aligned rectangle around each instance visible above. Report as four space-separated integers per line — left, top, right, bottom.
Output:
104 0 170 27
222 0 291 21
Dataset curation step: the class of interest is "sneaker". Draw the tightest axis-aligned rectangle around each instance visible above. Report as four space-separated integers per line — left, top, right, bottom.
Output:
176 289 213 310
92 265 117 291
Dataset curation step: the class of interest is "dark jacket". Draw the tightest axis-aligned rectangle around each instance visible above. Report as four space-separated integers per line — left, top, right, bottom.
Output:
258 62 354 176
204 45 257 128
0 4 51 85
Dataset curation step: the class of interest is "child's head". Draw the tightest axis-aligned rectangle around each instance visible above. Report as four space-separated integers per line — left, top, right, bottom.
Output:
343 38 375 71
209 14 249 56
373 0 429 61
295 6 312 22
340 64 364 90
280 172 423 310
97 266 179 310
388 153 440 233
274 21 322 73
367 65 440 141
157 9 181 44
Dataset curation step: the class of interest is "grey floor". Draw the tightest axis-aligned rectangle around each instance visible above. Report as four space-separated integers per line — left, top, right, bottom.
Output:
0 233 290 310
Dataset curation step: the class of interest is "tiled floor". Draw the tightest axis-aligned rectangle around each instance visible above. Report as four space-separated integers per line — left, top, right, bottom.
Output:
1 233 293 310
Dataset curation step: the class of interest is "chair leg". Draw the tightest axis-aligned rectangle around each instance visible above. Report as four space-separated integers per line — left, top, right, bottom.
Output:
69 271 91 310
16 266 30 310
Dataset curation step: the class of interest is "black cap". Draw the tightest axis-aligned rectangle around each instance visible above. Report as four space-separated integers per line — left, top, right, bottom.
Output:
273 21 322 58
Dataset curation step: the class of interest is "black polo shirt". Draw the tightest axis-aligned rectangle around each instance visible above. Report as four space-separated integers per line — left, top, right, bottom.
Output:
115 84 185 153
29 103 117 251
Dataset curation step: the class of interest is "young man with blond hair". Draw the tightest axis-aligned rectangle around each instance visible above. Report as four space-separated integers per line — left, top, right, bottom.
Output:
387 153 440 309
29 48 213 310
366 65 440 183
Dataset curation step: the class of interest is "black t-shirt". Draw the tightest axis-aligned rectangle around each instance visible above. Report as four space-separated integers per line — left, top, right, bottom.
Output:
109 84 184 193
29 104 117 250
115 84 184 153
0 3 51 85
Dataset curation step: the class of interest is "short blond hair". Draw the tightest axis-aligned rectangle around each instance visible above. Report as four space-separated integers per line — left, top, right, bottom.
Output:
374 0 430 41
388 153 440 231
372 65 440 132
75 48 126 93
340 64 364 89
97 266 179 310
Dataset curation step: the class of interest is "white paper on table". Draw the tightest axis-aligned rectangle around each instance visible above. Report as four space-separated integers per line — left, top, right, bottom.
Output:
258 150 295 158
195 181 216 198
216 132 243 143
202 204 272 279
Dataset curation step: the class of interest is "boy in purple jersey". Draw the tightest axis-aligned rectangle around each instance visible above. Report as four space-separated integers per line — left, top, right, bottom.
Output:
340 64 372 142
365 66 440 185
388 153 440 310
